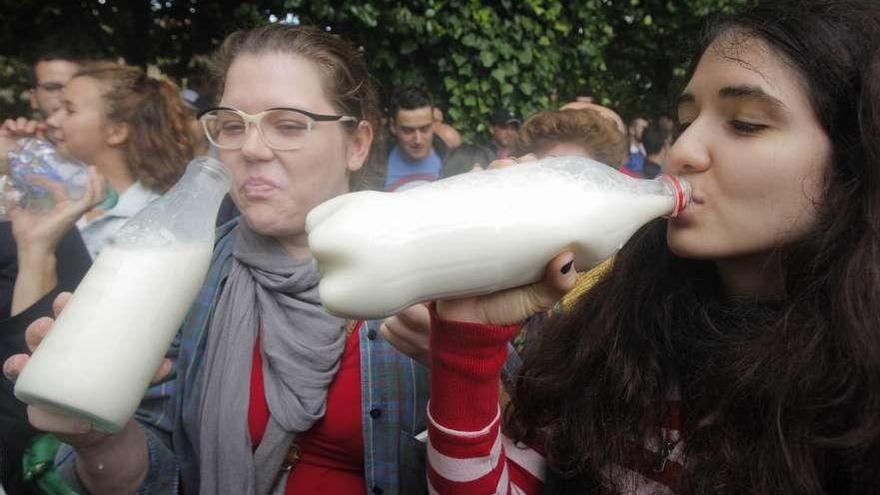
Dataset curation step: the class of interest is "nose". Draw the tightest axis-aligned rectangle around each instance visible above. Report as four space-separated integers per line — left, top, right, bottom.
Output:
414 131 424 146
240 124 274 162
46 108 65 128
664 120 711 176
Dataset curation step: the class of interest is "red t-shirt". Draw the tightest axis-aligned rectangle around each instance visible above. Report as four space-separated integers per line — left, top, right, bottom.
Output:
249 323 366 494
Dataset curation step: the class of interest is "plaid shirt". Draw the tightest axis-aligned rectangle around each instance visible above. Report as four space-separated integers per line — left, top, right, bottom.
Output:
58 220 431 495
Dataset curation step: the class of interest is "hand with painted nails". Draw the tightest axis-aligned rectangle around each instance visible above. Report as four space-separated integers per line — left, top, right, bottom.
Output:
435 251 577 326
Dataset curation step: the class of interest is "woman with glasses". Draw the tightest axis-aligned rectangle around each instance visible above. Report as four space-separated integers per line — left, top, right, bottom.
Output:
5 25 429 495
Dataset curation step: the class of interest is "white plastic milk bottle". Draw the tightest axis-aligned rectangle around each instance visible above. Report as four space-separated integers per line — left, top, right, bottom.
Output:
306 156 690 319
14 156 231 433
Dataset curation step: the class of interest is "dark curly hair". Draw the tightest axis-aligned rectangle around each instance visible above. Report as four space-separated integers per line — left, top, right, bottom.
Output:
508 1 880 493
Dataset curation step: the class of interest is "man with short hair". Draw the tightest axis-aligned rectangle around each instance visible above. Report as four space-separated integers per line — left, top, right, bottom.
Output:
29 54 80 120
487 107 521 159
385 86 445 191
2 40 95 160
640 122 671 179
625 116 649 175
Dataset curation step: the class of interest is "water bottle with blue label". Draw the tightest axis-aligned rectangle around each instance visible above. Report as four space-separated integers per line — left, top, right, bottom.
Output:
1 138 116 220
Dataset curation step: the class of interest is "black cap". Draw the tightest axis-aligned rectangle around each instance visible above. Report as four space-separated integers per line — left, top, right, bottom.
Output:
490 107 521 126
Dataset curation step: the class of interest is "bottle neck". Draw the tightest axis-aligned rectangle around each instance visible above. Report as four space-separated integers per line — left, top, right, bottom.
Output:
183 157 232 210
657 174 691 217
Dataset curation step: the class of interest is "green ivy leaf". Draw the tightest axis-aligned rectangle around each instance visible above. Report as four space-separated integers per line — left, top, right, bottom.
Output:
480 50 497 67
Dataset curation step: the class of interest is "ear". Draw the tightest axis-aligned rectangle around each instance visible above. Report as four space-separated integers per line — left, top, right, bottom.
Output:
105 121 130 146
346 121 374 173
29 89 38 112
389 118 399 137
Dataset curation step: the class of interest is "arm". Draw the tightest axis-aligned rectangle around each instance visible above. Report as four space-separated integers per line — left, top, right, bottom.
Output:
425 253 577 495
9 167 105 315
426 306 545 495
3 294 175 495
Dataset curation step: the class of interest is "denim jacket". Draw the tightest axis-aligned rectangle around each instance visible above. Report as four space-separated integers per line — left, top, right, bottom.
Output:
57 220 431 495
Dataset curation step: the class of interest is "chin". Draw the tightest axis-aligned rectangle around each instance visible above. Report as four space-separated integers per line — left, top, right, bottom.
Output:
240 205 302 239
666 229 718 261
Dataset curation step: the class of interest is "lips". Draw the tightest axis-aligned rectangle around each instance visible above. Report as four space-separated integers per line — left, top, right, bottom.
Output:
242 176 277 199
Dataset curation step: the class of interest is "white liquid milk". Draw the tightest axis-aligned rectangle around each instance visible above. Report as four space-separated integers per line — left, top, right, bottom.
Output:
307 160 675 320
14 243 213 432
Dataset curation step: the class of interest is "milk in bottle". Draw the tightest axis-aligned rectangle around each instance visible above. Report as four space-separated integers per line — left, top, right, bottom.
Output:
14 156 231 433
306 156 690 320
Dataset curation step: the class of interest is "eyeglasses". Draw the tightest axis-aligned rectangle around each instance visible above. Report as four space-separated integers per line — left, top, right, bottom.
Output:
198 106 358 151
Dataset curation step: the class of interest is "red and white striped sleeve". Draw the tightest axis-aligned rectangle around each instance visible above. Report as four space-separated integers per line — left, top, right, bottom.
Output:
426 306 546 495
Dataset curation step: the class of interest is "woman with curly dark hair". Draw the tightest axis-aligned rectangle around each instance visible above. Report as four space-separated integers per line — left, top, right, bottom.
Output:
423 1 880 493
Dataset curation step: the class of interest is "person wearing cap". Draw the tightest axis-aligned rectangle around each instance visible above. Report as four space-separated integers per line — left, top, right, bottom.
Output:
487 107 521 159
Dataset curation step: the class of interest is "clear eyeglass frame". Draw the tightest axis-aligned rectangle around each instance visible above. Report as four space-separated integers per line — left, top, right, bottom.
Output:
198 106 358 151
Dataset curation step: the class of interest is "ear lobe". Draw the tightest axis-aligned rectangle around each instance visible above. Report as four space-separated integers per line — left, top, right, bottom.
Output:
106 122 130 146
346 121 374 173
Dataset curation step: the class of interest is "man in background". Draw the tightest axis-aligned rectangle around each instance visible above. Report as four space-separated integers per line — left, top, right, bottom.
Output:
625 115 649 175
385 86 445 191
641 122 671 179
487 107 521 159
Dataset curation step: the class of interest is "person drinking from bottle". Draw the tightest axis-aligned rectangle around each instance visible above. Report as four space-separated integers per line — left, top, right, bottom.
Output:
420 1 880 493
4 24 430 495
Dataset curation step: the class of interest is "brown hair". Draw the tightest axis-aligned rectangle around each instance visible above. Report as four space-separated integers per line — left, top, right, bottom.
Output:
210 24 382 191
75 63 194 192
512 108 627 167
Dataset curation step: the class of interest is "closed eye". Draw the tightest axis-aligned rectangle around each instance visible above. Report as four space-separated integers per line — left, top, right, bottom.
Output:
729 120 768 135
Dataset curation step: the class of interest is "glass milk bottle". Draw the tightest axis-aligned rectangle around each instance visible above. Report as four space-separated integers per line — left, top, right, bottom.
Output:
15 156 231 433
306 156 691 319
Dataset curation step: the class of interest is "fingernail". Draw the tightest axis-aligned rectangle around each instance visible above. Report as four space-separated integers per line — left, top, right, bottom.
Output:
560 260 574 274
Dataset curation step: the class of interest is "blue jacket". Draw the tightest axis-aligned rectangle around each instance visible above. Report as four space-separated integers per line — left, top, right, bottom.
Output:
58 220 430 495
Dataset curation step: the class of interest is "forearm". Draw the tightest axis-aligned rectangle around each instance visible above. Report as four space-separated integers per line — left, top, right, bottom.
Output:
73 420 150 495
428 304 519 430
11 251 58 316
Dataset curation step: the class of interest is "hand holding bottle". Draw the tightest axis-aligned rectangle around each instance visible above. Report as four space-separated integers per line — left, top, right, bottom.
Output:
3 291 171 491
9 166 106 257
3 292 172 437
434 251 578 326
0 118 48 175
383 252 578 367
308 155 690 320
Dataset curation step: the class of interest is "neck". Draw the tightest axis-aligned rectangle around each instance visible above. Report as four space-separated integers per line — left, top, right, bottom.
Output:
92 151 136 196
277 234 311 261
715 252 784 299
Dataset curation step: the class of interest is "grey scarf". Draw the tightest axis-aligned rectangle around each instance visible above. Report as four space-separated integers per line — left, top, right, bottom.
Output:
199 222 347 495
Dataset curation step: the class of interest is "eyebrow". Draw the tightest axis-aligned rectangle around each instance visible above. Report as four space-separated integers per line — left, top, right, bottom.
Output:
718 85 787 110
400 123 433 131
677 85 787 110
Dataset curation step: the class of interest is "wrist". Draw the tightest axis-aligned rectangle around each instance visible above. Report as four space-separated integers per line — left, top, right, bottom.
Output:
17 248 57 266
74 421 148 493
429 303 521 350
